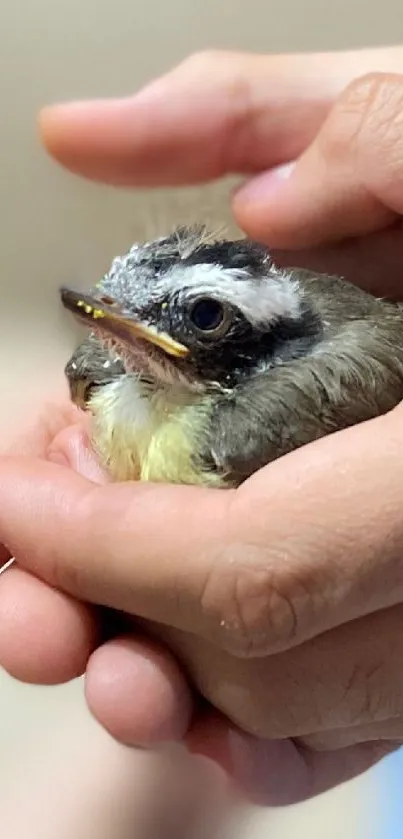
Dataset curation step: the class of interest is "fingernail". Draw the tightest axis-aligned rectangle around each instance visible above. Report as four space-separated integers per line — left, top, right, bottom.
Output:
235 162 296 203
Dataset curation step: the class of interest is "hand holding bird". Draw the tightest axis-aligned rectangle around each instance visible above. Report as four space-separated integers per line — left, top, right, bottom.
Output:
3 47 403 804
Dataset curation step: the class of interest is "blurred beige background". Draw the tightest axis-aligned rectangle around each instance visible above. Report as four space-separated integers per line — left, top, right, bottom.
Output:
0 0 400 836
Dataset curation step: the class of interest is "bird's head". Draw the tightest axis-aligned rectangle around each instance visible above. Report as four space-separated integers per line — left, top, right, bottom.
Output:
61 227 322 393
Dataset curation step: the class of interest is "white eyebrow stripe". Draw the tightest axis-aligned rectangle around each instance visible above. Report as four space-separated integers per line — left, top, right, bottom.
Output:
158 263 302 325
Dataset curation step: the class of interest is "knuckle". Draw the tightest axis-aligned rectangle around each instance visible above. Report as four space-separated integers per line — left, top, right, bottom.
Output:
340 72 391 116
199 544 310 657
342 661 387 724
175 51 258 173
49 551 80 596
323 72 403 167
180 49 231 75
348 73 403 140
47 491 94 597
179 49 253 111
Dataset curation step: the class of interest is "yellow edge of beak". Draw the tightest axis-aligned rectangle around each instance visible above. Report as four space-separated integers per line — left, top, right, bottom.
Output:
73 297 189 359
117 317 189 358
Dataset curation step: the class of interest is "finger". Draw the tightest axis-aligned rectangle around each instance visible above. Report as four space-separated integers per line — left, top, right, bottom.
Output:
0 412 104 686
85 635 193 745
235 72 403 248
161 605 403 740
297 722 403 751
0 564 98 684
2 408 403 659
0 454 234 647
186 711 392 806
38 48 403 187
0 403 89 561
49 420 195 741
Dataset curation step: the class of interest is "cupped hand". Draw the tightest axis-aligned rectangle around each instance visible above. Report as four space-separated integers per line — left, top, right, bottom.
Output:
3 47 403 805
1 393 403 805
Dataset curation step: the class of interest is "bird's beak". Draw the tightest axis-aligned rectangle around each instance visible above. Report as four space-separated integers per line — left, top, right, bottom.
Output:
60 287 189 359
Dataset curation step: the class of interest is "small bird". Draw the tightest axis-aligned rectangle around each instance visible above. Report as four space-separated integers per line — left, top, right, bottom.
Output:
60 225 403 488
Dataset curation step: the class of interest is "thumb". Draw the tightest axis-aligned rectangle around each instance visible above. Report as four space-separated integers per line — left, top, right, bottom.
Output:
187 711 391 805
234 72 403 248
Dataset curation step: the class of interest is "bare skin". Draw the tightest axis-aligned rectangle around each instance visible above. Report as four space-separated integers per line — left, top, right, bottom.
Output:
3 47 403 804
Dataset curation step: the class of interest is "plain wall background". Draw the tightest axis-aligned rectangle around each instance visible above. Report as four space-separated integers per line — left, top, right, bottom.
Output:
0 0 401 836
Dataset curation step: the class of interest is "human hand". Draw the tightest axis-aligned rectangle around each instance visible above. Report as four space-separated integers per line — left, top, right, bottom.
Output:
40 45 403 296
3 47 403 805
2 398 403 805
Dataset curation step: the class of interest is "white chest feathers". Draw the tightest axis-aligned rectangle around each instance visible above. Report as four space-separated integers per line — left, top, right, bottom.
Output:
88 375 222 486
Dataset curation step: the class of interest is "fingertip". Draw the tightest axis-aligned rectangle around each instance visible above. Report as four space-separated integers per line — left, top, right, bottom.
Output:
0 567 98 684
38 99 123 179
85 636 193 746
232 164 314 249
187 713 304 806
38 95 171 186
48 423 109 484
38 105 68 160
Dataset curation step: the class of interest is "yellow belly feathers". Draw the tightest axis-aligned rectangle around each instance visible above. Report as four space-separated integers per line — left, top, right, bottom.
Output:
88 375 224 487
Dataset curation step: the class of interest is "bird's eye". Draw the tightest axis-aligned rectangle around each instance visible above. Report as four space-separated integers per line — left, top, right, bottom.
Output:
189 298 228 335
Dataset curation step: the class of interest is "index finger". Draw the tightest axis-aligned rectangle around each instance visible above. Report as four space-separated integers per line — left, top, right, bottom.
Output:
0 410 100 685
235 72 403 248
2 406 403 659
0 402 84 567
38 48 403 187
